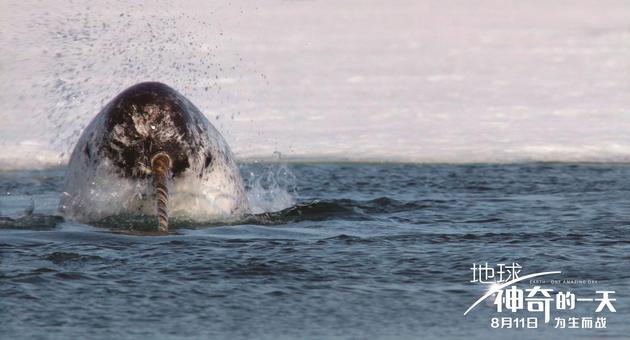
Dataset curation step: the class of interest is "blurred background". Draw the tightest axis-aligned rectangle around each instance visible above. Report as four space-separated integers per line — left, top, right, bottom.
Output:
1 0 629 169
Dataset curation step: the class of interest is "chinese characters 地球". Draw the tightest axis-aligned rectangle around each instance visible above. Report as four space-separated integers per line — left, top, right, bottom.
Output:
470 262 522 283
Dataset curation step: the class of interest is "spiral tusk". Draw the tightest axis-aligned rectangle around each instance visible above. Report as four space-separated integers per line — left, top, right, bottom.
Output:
151 152 171 231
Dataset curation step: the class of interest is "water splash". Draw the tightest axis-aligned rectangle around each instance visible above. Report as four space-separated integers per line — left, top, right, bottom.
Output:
243 156 297 214
1 0 258 169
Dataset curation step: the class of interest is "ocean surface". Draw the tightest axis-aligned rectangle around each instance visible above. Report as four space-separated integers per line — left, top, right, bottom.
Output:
1 162 628 339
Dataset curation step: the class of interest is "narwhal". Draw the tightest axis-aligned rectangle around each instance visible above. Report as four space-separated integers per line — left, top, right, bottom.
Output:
60 82 249 230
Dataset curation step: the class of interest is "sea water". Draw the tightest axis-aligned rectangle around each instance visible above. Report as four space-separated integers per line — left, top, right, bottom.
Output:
1 163 628 339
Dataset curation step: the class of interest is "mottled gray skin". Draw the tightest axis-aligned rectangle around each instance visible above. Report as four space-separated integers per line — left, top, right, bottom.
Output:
60 82 249 223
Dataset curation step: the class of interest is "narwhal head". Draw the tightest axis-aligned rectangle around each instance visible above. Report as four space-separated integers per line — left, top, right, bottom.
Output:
62 81 247 230
96 82 211 180
84 82 214 230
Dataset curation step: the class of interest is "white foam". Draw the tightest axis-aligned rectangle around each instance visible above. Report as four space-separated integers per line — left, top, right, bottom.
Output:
2 0 630 169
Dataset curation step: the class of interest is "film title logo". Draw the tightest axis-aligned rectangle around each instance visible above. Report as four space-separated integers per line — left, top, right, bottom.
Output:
464 262 616 330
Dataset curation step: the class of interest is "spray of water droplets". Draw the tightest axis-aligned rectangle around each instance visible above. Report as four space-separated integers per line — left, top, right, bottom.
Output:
2 0 268 163
1 0 290 214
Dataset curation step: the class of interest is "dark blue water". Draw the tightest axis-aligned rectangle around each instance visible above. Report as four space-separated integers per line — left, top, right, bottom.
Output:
1 163 629 339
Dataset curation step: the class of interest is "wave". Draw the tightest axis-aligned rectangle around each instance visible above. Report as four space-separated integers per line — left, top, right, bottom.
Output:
0 214 63 230
0 197 426 232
